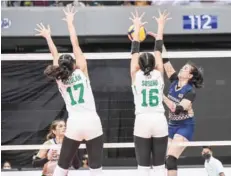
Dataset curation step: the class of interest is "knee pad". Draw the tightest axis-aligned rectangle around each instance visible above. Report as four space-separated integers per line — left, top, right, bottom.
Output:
165 155 177 170
89 161 101 169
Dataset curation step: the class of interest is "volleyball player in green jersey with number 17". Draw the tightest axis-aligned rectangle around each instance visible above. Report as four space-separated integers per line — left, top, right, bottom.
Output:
35 5 103 176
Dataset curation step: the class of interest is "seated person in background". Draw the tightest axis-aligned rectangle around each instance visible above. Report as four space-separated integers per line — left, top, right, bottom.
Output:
32 120 80 176
2 161 12 170
82 154 89 168
202 146 225 176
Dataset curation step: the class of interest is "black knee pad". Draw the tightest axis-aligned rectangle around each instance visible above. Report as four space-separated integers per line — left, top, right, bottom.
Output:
165 155 177 170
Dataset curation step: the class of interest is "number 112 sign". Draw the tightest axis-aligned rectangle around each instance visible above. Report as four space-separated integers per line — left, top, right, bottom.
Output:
183 15 217 30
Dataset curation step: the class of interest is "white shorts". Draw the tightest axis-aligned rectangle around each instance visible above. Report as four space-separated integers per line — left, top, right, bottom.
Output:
65 112 103 141
133 113 168 138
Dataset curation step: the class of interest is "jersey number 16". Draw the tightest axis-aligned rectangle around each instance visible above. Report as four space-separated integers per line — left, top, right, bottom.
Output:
141 89 159 107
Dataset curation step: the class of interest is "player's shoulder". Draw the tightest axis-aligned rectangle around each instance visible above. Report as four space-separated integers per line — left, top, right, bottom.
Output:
186 84 196 94
72 68 82 75
152 69 161 75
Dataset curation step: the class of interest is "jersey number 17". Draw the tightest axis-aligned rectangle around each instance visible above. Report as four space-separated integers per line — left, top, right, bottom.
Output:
66 83 85 106
141 89 159 107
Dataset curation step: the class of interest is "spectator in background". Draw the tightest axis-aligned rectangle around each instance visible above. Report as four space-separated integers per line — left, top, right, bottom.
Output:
82 154 89 168
7 1 22 6
122 1 133 6
2 161 12 170
33 0 49 6
202 146 225 176
22 1 33 6
134 0 151 6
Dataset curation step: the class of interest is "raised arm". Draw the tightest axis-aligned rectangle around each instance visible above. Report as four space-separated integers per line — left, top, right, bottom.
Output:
35 23 59 66
163 45 177 79
152 10 171 76
129 10 147 83
148 32 176 80
63 5 87 75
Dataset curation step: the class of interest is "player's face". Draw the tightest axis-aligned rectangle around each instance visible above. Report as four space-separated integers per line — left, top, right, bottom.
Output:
178 64 193 80
202 148 211 155
54 121 66 137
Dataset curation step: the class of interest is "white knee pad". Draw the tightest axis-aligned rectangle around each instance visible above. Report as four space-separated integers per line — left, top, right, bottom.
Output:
137 165 150 176
152 165 166 176
90 167 103 176
52 165 68 176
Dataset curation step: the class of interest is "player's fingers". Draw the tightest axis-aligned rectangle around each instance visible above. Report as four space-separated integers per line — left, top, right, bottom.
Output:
73 9 78 15
40 23 45 29
163 9 168 16
139 12 145 20
153 16 158 22
67 4 71 12
71 5 75 13
62 8 67 15
34 28 41 33
158 9 161 17
135 9 139 17
129 17 133 22
47 25 51 31
131 12 135 19
36 24 42 30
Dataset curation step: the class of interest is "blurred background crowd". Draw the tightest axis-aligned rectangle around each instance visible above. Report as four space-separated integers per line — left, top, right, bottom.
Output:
1 0 231 7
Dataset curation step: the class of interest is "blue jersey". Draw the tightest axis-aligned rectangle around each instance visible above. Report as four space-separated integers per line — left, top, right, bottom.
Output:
168 79 194 121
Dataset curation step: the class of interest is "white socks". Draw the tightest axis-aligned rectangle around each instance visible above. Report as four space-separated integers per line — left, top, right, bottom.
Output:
152 165 166 176
137 165 150 176
90 167 103 176
52 165 68 176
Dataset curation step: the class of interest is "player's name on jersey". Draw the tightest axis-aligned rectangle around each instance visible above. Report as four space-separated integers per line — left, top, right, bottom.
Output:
168 94 180 103
142 80 158 87
64 74 82 85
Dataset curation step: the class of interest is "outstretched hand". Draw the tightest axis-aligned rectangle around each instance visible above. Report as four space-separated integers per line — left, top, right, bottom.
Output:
62 4 77 24
129 9 147 31
153 9 171 27
34 23 51 38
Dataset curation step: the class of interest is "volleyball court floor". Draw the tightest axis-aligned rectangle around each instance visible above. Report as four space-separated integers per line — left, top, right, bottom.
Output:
2 167 231 176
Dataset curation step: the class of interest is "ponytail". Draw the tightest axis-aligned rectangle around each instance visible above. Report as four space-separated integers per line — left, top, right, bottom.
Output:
144 66 152 76
189 63 204 89
58 65 72 82
44 64 73 82
46 131 55 140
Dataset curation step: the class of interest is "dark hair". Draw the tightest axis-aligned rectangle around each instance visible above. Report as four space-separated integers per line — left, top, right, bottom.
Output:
138 52 155 76
46 119 65 140
188 62 204 89
44 54 75 82
203 146 212 150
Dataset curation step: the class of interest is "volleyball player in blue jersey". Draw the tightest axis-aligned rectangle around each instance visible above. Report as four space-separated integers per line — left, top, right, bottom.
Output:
162 49 204 176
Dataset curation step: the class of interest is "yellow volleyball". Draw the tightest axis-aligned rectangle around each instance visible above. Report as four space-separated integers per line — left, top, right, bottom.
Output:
128 25 146 42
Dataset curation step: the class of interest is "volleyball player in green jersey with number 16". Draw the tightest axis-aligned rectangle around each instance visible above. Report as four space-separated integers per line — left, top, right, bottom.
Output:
129 10 171 176
35 5 103 176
